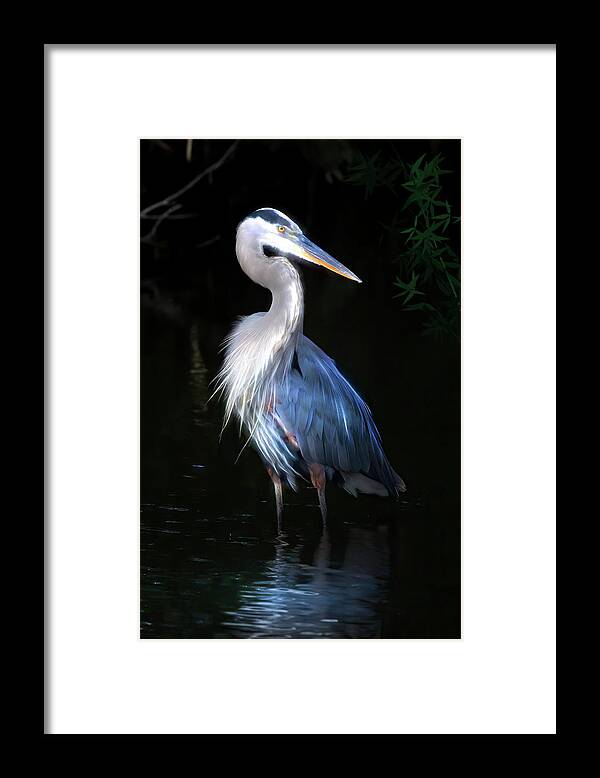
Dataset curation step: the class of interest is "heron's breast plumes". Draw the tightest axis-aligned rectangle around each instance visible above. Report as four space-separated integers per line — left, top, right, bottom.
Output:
212 310 304 484
214 313 276 430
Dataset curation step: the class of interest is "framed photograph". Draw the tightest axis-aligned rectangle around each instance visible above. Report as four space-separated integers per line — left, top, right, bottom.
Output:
46 44 556 734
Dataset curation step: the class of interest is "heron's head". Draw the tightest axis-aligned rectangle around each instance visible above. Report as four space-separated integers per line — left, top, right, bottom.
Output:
236 208 361 289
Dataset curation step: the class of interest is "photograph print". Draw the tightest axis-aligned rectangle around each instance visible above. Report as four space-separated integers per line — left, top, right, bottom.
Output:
140 138 460 639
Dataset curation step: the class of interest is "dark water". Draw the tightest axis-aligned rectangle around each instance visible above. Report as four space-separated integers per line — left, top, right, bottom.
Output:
141 302 460 639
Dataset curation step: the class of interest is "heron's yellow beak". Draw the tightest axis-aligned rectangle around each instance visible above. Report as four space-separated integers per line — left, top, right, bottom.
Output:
298 235 362 283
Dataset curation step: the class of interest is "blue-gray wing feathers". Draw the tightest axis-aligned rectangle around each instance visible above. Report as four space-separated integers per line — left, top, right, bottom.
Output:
275 335 404 497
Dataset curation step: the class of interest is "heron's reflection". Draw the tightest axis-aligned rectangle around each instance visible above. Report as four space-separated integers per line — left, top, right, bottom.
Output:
222 520 389 638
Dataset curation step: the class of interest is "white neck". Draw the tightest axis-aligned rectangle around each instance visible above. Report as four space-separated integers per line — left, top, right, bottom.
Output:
263 259 304 347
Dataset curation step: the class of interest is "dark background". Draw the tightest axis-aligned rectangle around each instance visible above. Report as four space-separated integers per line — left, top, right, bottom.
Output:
140 139 460 638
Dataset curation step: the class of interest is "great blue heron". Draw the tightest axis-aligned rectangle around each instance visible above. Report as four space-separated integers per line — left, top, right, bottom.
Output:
214 208 406 523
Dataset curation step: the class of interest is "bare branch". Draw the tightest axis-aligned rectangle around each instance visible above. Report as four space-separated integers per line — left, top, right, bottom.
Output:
141 203 181 244
140 140 240 218
196 235 221 249
141 213 197 221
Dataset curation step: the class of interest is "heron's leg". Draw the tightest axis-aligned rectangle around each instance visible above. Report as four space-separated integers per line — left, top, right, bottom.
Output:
267 467 284 526
308 463 327 524
317 489 327 524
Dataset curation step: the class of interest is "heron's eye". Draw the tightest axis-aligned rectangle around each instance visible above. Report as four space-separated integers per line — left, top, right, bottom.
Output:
278 225 286 233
